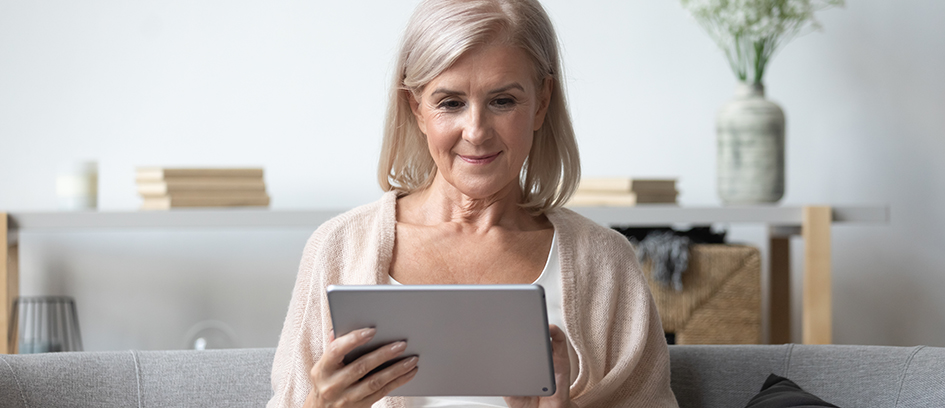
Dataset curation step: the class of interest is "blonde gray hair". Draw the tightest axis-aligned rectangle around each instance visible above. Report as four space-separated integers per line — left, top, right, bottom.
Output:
377 0 580 214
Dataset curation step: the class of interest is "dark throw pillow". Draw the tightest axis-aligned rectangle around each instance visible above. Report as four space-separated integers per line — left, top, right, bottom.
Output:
744 374 840 408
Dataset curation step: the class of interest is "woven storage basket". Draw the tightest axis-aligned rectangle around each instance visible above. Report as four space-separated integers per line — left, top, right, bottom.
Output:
644 244 761 344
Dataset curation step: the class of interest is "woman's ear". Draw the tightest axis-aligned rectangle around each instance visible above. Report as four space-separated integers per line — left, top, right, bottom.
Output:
533 77 553 131
407 89 428 134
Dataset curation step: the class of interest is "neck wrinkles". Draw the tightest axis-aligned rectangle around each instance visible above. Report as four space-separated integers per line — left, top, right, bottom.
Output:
412 173 532 232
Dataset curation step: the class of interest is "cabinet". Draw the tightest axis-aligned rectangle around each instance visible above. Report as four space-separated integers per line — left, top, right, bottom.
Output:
1 205 888 353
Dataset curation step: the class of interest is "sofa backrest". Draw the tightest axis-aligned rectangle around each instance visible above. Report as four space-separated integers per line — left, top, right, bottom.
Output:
0 348 275 408
2 345 944 407
669 344 945 408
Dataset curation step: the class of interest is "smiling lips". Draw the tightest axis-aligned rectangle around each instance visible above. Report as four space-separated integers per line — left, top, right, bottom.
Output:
458 152 501 164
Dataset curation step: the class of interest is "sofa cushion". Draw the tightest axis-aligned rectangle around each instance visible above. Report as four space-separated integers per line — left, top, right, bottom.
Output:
669 344 793 407
0 348 275 408
780 344 917 407
137 348 274 407
744 374 838 408
0 351 139 408
669 344 945 408
894 346 945 406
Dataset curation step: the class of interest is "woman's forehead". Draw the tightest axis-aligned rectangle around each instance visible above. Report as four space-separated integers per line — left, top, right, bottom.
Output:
422 44 537 94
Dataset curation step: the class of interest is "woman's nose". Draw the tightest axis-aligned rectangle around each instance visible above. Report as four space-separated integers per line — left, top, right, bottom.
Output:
462 104 492 145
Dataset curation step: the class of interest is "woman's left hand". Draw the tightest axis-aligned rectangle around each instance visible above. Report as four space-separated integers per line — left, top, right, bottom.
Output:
504 324 573 408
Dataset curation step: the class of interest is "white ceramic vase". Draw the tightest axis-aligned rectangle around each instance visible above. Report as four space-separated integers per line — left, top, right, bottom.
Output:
716 82 785 204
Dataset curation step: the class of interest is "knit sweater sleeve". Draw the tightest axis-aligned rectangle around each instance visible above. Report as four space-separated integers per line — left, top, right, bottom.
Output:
551 209 678 408
267 218 337 408
267 193 400 408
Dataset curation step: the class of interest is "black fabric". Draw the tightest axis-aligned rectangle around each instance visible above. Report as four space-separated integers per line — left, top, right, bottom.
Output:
744 374 840 408
614 226 725 291
612 226 726 244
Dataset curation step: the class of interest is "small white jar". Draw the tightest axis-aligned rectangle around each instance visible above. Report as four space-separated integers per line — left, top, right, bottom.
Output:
56 161 98 210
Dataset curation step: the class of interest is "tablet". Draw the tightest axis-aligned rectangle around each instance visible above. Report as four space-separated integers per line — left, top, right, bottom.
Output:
326 284 556 397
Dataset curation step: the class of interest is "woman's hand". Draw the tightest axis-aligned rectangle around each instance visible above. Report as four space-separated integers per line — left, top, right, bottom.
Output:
504 324 573 408
303 328 419 408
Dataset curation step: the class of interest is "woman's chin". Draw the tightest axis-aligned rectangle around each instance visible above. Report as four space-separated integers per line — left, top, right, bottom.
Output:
427 168 518 200
442 180 518 202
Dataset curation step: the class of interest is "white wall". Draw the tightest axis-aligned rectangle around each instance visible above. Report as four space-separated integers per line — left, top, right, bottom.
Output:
2 0 943 350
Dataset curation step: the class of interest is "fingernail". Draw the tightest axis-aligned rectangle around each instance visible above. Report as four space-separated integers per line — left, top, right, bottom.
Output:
403 356 418 368
361 328 376 338
390 341 407 352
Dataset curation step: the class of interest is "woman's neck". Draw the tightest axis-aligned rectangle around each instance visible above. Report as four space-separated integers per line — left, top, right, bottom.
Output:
399 174 545 233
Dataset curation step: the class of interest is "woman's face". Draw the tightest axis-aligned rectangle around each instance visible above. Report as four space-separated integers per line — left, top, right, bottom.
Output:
410 44 552 200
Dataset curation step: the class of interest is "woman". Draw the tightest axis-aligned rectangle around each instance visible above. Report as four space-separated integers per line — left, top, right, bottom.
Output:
268 0 678 407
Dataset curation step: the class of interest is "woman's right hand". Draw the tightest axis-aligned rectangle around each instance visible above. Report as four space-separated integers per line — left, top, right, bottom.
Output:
304 328 419 408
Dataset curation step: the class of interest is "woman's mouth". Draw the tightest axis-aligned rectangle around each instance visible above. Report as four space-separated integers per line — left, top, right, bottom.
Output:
458 152 501 164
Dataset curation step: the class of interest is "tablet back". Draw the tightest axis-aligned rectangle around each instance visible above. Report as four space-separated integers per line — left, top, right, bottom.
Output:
326 284 555 397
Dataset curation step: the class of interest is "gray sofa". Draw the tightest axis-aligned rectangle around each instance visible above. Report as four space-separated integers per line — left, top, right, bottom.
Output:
1 344 943 407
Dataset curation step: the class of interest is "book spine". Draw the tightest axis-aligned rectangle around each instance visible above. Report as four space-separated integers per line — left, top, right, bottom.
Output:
136 180 267 195
578 178 676 194
140 195 271 210
568 191 678 207
138 191 272 199
135 168 264 181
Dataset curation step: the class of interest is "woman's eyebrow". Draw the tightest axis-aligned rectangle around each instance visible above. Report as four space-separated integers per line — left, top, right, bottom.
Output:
431 88 464 97
488 83 525 94
429 83 525 98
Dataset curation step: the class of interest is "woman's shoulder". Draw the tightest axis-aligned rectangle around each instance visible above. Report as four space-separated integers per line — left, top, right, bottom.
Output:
545 207 637 268
303 191 397 250
546 207 632 246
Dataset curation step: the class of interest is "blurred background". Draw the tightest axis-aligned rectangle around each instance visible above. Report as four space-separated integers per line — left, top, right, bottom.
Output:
1 0 942 350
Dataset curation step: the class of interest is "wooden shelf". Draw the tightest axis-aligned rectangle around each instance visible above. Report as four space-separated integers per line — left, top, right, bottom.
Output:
7 209 343 231
1 204 889 353
572 205 887 227
6 205 888 231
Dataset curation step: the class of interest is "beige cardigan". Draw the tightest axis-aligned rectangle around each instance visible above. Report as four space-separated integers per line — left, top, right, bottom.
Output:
268 192 678 408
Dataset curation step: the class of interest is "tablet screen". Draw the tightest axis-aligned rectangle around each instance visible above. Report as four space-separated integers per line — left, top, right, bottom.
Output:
326 284 556 397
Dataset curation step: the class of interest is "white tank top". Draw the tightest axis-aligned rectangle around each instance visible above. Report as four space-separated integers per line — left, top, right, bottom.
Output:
389 232 576 407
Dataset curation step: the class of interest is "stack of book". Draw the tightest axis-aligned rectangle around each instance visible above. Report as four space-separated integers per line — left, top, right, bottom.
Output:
568 177 678 207
136 167 270 210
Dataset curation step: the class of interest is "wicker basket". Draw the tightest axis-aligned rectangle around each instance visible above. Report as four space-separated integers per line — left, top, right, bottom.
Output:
645 244 761 344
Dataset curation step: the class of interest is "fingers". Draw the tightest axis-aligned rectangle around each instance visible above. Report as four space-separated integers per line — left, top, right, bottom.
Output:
503 326 574 407
365 365 419 403
309 328 377 401
354 355 420 402
330 340 411 387
549 324 565 343
320 328 377 369
311 328 419 405
548 324 568 360
548 324 571 403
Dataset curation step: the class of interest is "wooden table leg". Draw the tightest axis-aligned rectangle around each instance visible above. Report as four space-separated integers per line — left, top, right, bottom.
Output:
1 213 19 354
803 206 832 344
769 236 791 344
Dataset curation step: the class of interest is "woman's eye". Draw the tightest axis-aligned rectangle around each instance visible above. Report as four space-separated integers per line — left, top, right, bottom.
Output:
492 98 516 108
438 100 464 110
